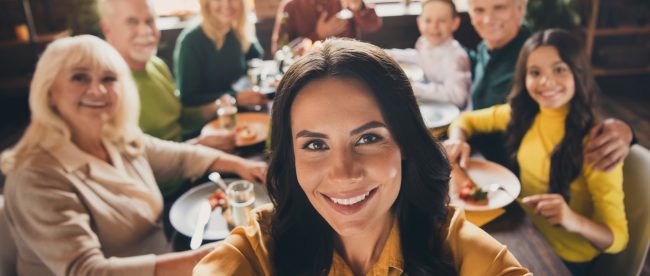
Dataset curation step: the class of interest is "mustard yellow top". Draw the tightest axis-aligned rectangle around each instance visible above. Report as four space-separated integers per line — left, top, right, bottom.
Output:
451 104 628 262
193 204 530 275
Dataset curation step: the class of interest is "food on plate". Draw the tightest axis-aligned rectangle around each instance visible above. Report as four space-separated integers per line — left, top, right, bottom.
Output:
208 189 228 210
451 164 488 205
236 125 257 141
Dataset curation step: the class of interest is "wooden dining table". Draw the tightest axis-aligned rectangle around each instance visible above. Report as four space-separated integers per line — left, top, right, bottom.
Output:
483 203 572 276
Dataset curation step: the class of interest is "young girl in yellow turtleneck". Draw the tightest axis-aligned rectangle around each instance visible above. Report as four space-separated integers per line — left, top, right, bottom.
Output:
444 28 628 276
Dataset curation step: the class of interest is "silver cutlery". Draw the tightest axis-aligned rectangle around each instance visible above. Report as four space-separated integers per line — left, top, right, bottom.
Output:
189 200 212 250
485 183 519 201
208 172 229 191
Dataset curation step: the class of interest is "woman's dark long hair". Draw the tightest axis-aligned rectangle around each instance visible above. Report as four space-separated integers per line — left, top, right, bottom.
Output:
266 39 456 275
505 29 597 201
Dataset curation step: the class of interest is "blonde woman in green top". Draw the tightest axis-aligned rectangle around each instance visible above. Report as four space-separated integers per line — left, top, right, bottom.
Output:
174 0 268 135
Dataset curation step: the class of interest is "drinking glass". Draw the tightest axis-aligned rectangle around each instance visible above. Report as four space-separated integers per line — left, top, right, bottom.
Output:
217 105 238 130
226 180 256 227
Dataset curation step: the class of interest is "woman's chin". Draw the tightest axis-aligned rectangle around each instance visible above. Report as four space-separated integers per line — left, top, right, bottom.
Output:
330 221 373 237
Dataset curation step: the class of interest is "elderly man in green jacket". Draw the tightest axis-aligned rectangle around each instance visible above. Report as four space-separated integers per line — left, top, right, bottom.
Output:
99 0 237 197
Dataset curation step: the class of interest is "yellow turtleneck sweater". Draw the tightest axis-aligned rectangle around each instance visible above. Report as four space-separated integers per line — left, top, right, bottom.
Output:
451 104 628 262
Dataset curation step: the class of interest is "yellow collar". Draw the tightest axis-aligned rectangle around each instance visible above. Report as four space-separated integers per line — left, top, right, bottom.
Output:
329 221 404 276
539 104 569 118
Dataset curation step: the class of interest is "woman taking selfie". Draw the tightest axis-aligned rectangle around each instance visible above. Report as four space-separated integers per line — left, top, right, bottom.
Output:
194 39 530 275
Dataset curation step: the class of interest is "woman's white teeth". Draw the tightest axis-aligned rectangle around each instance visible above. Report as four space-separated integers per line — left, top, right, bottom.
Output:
539 90 559 97
80 100 107 107
329 191 371 206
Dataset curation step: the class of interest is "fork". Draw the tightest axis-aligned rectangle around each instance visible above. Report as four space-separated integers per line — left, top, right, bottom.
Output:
208 172 229 191
485 183 520 201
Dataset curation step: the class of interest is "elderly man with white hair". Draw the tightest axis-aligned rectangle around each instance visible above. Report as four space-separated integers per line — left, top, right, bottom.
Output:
98 0 235 147
98 0 238 198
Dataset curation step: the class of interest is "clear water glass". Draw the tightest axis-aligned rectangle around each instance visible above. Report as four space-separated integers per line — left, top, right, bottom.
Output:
217 105 237 130
226 180 256 227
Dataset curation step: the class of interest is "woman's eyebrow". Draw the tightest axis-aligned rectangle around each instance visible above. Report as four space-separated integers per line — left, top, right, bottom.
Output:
350 121 386 136
295 121 387 139
295 130 327 139
71 67 90 72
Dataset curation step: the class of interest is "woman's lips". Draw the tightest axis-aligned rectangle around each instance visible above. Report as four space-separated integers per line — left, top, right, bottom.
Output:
79 100 110 108
321 187 378 215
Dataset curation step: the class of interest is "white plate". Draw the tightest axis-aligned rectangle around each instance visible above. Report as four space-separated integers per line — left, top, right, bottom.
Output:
169 180 271 240
202 113 271 147
418 101 460 129
449 159 521 211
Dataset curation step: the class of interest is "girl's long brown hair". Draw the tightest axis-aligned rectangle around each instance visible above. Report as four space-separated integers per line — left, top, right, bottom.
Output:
505 29 598 201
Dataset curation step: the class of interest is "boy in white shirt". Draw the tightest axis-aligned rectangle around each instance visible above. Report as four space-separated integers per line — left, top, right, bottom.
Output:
387 0 472 109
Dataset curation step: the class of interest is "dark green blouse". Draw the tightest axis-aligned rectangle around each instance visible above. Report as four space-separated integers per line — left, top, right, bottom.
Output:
471 26 531 110
174 25 263 106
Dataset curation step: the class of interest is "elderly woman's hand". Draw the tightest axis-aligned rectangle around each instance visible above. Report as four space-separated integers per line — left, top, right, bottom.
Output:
443 139 471 168
235 159 268 185
191 129 236 152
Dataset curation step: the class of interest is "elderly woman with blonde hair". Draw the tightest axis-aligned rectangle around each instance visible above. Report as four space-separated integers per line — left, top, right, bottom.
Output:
1 35 267 276
174 0 268 135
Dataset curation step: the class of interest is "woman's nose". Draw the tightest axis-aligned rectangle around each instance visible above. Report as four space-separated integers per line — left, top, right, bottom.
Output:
87 82 108 95
327 147 363 184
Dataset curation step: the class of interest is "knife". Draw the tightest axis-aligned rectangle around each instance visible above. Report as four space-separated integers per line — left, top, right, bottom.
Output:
190 201 212 250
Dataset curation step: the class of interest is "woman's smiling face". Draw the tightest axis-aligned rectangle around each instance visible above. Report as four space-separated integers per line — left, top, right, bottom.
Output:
291 77 403 237
49 61 120 133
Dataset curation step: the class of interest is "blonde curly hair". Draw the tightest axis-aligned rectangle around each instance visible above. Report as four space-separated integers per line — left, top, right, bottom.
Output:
1 35 143 173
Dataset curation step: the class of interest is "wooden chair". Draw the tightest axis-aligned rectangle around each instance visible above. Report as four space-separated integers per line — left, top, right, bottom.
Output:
591 145 650 276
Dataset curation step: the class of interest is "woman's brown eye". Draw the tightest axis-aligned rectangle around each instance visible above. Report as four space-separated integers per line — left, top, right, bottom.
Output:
303 140 329 151
528 70 540 77
72 73 90 82
357 134 381 145
102 76 117 83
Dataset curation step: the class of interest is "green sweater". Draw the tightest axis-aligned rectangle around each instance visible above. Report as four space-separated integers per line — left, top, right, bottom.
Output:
132 57 204 196
174 25 263 107
132 57 184 142
471 26 531 110
131 57 205 141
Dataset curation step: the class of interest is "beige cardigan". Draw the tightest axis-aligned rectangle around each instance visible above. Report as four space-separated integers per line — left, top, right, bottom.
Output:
4 135 221 276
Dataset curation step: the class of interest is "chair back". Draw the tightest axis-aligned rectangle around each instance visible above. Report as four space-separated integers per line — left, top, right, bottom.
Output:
0 195 17 276
591 145 650 276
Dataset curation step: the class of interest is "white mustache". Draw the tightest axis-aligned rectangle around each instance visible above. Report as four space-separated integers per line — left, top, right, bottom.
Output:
132 35 157 46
